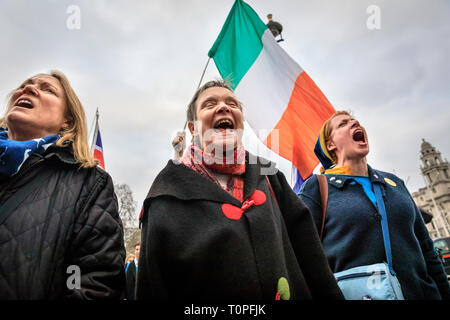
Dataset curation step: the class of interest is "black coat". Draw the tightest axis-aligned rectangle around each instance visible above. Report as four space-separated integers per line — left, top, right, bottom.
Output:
0 144 126 299
136 154 344 300
124 260 137 300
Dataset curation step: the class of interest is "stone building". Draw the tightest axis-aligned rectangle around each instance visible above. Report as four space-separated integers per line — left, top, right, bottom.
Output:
412 139 450 239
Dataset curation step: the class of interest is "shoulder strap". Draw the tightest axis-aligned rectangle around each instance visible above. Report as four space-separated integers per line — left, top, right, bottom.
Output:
316 174 328 240
265 176 279 207
125 261 131 273
0 166 53 225
373 183 396 276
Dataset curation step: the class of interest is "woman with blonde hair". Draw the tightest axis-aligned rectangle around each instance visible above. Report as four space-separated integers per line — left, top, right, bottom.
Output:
299 110 450 300
0 70 126 299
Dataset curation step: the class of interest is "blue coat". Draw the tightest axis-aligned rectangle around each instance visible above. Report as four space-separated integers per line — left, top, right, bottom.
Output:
298 165 450 300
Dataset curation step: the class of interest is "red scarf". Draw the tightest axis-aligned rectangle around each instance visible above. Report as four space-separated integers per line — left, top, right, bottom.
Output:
181 144 246 201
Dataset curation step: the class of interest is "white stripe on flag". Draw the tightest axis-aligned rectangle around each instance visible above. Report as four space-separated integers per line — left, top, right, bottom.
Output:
235 29 303 138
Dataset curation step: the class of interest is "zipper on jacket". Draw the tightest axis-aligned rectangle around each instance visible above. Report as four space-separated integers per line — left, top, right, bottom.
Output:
336 270 386 281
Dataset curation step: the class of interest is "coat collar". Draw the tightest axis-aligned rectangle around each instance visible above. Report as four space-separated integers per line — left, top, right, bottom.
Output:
145 151 272 207
42 142 79 165
324 165 386 189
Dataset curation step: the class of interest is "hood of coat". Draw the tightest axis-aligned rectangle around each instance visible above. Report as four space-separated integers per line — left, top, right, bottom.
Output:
144 151 275 208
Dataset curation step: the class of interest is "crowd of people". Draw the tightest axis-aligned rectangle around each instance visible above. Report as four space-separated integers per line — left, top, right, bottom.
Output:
0 71 449 300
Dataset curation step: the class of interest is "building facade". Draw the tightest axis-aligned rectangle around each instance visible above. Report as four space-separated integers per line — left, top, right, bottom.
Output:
412 139 450 239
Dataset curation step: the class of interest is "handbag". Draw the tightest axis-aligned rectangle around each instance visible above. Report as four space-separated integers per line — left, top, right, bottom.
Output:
317 175 405 300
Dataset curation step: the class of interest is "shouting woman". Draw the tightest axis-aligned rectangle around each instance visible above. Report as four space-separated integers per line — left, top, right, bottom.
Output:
136 80 344 300
0 71 126 299
299 110 450 300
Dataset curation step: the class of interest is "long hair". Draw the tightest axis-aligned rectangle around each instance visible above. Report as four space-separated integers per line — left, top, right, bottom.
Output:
0 70 97 168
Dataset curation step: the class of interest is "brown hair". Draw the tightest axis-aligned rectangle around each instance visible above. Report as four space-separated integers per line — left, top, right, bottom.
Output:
0 70 97 168
322 110 353 162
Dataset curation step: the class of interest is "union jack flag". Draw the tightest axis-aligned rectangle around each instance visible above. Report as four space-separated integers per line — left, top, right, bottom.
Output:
91 109 105 169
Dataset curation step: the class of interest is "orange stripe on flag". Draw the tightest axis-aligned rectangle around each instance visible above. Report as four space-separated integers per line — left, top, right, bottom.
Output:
94 149 105 169
264 71 335 179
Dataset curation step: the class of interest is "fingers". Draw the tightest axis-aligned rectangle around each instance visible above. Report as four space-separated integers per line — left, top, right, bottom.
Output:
172 131 186 150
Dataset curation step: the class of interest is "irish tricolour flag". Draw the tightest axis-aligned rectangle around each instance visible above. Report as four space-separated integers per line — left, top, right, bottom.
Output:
208 0 335 191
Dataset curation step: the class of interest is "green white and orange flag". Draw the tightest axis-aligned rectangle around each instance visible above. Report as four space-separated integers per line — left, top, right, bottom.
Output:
208 0 335 191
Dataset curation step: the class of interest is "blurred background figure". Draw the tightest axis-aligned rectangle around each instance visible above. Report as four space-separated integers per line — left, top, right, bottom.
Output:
266 13 284 42
124 242 140 300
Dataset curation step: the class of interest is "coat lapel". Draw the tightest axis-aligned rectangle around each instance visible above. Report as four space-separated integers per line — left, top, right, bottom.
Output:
145 152 275 207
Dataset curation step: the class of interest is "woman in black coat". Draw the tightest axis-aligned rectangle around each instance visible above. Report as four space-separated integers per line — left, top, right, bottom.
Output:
136 80 344 300
0 71 126 299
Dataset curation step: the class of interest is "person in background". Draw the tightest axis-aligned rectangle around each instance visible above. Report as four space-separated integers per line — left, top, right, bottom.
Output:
124 242 140 300
136 79 344 300
125 254 135 264
0 71 126 299
298 110 450 300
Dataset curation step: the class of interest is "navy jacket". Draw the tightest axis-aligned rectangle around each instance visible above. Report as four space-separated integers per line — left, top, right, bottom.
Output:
136 153 344 300
299 166 450 300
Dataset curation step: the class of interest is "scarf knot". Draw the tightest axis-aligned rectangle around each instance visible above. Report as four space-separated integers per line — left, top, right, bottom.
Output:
181 144 246 201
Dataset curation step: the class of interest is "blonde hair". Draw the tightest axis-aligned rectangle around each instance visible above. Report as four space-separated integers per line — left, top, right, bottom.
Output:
0 70 97 168
322 110 353 162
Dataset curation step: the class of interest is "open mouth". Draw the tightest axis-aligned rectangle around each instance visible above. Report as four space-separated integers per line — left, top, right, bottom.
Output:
213 119 234 132
352 129 366 144
15 98 34 109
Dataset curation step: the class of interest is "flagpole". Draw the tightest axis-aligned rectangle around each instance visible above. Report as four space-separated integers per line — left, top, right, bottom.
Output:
183 57 211 131
90 108 99 153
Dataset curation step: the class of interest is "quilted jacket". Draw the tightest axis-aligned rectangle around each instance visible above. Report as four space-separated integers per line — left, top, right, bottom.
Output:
0 144 126 299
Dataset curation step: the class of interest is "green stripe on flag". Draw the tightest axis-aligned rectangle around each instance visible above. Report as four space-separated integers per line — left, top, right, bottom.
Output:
208 0 267 89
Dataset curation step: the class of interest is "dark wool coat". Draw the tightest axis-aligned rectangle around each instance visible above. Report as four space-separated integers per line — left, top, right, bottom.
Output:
0 144 126 299
298 166 450 300
124 260 137 300
136 153 344 300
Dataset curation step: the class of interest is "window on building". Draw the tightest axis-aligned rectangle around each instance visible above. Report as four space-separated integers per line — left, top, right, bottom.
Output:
444 170 449 179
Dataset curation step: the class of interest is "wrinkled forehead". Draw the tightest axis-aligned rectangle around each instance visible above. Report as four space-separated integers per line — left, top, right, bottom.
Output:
197 86 237 105
329 114 355 130
20 74 61 88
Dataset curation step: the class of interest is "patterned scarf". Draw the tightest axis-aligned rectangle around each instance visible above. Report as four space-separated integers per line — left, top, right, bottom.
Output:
0 128 59 180
181 144 246 201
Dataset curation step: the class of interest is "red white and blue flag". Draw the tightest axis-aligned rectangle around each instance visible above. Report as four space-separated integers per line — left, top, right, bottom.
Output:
91 110 105 170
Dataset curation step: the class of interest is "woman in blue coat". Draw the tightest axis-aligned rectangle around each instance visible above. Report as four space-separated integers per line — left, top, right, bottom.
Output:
298 110 450 300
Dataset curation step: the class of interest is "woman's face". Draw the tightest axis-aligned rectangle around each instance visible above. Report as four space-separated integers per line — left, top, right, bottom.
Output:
327 114 369 163
5 74 70 141
189 86 244 152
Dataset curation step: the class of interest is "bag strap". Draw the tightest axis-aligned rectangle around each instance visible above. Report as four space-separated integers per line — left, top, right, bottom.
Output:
265 176 279 207
0 166 53 225
373 183 396 276
316 174 329 240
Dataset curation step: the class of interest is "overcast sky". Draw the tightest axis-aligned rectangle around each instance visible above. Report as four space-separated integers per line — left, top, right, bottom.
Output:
1 0 449 220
